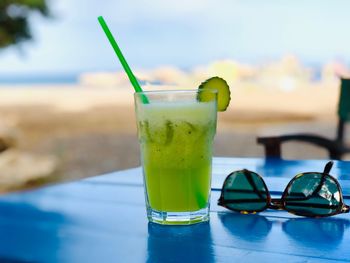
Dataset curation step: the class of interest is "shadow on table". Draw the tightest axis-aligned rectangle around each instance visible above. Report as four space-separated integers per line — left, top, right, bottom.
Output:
283 217 350 246
218 212 350 249
0 201 69 262
218 213 272 241
147 222 214 263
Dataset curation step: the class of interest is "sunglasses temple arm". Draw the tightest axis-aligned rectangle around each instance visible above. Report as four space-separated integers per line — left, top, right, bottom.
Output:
243 170 265 200
303 163 333 201
269 198 284 210
295 161 342 207
305 161 335 202
323 161 334 174
217 196 224 205
342 204 350 214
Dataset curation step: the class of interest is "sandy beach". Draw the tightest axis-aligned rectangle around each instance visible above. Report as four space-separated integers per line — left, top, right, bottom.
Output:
0 84 342 183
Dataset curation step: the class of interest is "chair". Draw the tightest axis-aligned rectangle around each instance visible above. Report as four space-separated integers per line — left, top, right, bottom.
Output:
257 78 350 160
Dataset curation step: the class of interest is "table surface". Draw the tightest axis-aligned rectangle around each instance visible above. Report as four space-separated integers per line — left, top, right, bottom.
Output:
1 157 350 263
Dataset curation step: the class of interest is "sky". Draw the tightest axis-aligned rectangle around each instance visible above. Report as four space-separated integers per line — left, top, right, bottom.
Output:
0 0 350 75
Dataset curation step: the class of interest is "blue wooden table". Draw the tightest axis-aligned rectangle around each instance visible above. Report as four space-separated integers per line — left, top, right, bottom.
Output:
1 157 350 262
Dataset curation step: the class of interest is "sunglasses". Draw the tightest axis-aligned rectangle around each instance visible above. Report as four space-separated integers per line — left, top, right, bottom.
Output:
218 161 350 217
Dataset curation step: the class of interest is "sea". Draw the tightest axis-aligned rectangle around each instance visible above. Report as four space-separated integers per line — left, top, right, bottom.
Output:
0 74 163 87
0 74 78 86
0 63 324 86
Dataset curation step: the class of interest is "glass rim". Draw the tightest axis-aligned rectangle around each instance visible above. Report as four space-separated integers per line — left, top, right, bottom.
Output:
133 89 218 96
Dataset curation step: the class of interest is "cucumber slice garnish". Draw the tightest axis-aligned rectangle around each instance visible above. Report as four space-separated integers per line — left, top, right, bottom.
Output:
198 76 231 111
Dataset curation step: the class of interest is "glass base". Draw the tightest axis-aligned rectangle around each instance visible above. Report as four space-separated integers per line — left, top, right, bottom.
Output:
147 207 209 225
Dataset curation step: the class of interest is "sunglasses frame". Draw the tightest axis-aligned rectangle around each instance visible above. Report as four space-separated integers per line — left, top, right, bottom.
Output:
218 162 350 218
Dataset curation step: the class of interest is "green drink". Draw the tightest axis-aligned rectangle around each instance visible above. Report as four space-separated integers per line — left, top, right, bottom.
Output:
135 90 217 225
97 16 229 225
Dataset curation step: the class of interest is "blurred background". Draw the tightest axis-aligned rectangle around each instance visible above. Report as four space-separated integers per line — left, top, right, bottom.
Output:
0 0 350 185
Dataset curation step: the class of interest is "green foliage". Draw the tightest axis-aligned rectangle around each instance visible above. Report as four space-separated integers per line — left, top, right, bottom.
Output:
0 0 49 49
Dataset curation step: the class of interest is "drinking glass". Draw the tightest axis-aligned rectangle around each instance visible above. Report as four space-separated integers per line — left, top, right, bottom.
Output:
134 90 217 225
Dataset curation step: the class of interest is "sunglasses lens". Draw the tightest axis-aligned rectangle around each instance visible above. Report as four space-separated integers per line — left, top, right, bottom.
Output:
221 170 268 212
285 173 341 216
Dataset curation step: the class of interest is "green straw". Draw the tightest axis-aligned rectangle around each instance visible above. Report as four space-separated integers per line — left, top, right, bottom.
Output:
98 16 149 103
